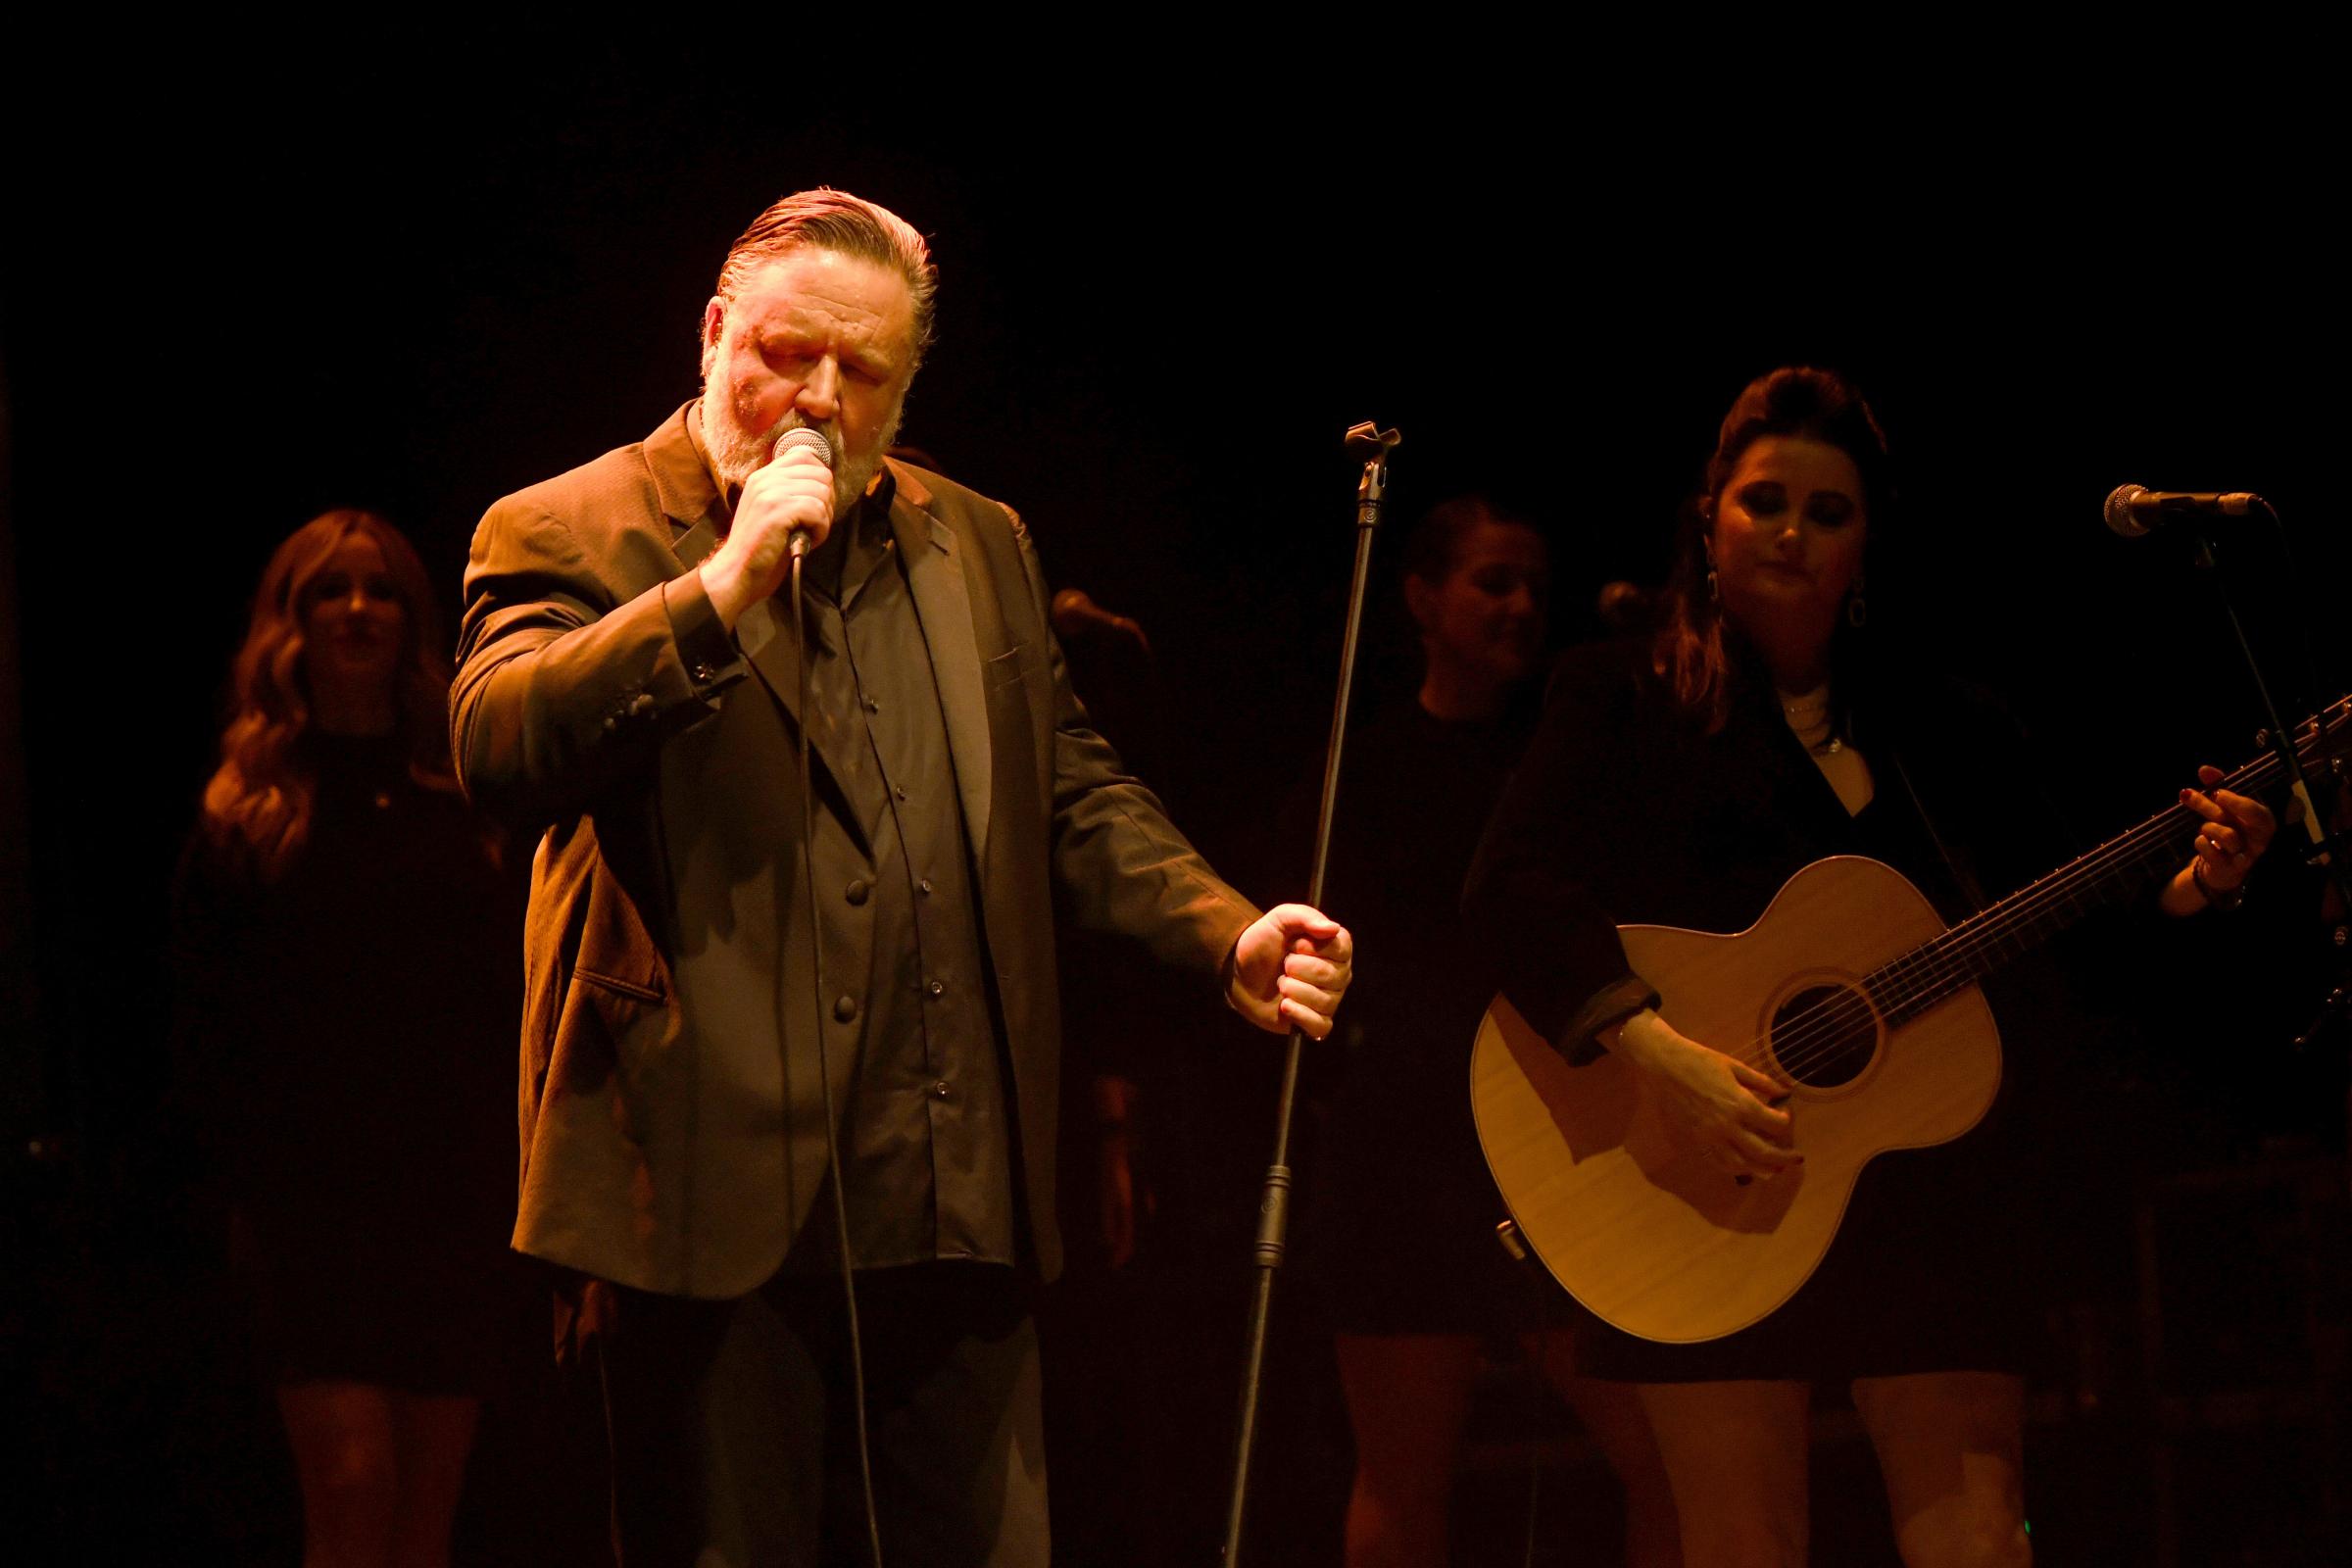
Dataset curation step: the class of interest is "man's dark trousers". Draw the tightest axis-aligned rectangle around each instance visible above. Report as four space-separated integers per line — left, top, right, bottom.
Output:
598 1260 1049 1566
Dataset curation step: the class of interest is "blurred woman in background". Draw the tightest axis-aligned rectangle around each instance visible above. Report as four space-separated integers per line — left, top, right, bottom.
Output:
1311 496 1680 1568
173 510 520 1568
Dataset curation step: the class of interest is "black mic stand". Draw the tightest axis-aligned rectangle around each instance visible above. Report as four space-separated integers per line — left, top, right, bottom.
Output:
1217 421 1398 1565
2183 514 2352 927
2182 512 2352 1186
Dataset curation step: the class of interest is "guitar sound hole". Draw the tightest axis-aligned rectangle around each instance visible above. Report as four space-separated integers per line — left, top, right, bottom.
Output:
1770 984 1878 1089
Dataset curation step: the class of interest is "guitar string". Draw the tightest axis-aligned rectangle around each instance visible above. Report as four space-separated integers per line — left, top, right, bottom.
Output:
1870 736 2292 1005
1718 722 2323 1082
1862 734 2292 996
1752 836 2155 1077
1756 791 2219 1079
1752 790 2212 1077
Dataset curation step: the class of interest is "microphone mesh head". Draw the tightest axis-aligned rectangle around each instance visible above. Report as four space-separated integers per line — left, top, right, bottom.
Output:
771 425 836 468
2103 483 2150 538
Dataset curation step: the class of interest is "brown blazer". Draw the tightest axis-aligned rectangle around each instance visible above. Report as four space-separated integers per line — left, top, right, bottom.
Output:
453 404 1257 1298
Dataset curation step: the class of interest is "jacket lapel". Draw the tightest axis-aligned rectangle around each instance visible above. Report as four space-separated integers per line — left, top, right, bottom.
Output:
889 471 995 861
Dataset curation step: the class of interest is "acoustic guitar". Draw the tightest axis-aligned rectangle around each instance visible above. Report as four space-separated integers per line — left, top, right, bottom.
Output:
1471 697 2344 1345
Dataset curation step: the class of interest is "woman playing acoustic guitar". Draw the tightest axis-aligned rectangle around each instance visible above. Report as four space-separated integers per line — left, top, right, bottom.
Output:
1464 367 2274 1567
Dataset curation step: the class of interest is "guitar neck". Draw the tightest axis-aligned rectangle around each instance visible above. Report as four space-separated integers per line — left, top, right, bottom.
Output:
1869 701 2345 1025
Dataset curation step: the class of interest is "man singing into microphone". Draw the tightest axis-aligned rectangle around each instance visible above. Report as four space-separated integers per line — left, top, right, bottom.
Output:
451 189 1352 1565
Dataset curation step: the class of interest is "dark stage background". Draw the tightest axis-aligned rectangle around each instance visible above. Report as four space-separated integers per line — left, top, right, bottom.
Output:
4 57 2346 1564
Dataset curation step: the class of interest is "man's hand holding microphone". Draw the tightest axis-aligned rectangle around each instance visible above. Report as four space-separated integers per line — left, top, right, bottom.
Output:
701 427 836 633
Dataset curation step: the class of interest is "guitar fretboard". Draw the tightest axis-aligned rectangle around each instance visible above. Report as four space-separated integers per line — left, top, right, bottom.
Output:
1861 703 2344 1025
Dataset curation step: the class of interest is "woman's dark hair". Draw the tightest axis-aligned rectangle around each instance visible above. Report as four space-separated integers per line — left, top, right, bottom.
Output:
1653 366 1892 729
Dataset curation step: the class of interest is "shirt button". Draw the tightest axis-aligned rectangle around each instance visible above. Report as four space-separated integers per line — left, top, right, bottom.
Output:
832 996 858 1023
931 1080 952 1100
894 785 908 802
862 696 880 712
692 663 716 684
926 979 946 998
918 878 934 896
845 879 869 906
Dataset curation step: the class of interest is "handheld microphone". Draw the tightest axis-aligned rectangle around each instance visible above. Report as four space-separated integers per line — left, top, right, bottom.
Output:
2104 483 2264 539
770 426 836 559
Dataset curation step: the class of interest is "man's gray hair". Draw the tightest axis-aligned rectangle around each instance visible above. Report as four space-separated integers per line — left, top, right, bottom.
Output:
711 187 938 367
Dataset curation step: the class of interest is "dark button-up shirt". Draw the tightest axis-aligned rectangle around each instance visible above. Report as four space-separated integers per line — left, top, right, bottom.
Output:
786 486 1018 1271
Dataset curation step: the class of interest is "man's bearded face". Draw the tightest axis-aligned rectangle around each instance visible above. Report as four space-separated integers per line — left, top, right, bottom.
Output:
699 248 914 513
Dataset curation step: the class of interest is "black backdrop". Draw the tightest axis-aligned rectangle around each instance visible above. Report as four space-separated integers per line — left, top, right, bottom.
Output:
11 69 2342 1137
4 52 2344 1563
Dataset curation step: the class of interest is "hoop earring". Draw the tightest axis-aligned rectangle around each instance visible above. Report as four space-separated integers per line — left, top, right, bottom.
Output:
1707 567 1720 606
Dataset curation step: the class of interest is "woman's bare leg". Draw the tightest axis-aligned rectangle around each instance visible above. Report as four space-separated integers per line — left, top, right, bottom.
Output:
1525 1332 1682 1568
387 1391 480 1568
1637 1379 1811 1568
1851 1371 2029 1568
1334 1333 1484 1568
278 1380 398 1568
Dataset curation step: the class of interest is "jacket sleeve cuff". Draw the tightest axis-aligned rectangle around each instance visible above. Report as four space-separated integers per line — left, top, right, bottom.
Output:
662 570 747 696
1558 975 1663 1066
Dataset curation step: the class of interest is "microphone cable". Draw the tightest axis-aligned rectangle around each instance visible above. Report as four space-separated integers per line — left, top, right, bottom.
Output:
789 540 886 1568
